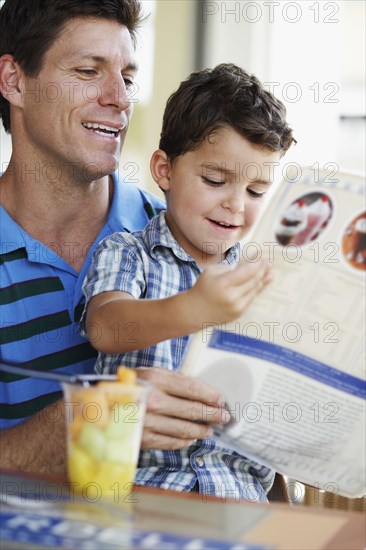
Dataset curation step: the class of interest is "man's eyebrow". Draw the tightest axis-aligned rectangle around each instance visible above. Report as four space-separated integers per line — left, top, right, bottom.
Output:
70 53 138 71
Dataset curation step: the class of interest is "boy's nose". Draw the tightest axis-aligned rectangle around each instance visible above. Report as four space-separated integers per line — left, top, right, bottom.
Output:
222 190 245 213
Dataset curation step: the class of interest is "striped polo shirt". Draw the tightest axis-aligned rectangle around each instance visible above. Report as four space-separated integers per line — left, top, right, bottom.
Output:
0 173 164 430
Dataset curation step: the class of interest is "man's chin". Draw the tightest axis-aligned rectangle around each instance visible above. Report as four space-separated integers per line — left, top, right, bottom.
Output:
81 158 120 182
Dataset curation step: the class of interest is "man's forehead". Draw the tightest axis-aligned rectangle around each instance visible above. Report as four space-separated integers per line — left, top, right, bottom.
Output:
57 17 134 46
48 18 137 65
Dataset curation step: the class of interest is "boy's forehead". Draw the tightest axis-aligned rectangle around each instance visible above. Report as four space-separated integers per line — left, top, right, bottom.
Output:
195 128 280 159
190 128 281 183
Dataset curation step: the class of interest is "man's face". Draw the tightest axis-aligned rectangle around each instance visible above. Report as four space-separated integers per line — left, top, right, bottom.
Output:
162 127 281 265
18 18 137 181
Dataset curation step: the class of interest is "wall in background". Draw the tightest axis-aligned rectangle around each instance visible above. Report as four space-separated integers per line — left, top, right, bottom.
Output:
121 0 197 195
199 0 365 175
1 0 364 191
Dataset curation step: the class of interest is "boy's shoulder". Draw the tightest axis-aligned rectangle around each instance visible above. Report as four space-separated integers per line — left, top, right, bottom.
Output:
100 211 167 255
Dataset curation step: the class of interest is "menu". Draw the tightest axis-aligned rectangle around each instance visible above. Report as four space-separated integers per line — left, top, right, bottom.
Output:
0 485 270 550
183 166 366 498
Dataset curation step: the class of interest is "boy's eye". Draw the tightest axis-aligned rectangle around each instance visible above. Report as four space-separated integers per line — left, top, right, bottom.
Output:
123 77 134 88
202 176 225 186
247 188 266 198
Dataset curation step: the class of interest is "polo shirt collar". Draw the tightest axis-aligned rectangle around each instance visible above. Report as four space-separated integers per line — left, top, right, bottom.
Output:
0 173 137 266
0 206 25 253
106 172 149 235
0 205 75 271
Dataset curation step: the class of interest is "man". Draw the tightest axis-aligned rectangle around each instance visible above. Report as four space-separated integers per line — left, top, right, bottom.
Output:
0 0 230 474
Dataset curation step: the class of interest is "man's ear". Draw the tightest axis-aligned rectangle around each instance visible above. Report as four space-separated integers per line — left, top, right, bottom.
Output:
0 55 24 108
150 149 171 192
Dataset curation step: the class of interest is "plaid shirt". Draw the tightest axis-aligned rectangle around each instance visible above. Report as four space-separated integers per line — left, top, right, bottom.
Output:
82 212 274 501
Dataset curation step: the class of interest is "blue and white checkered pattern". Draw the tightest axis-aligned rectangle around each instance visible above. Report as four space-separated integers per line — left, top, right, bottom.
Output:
81 212 274 501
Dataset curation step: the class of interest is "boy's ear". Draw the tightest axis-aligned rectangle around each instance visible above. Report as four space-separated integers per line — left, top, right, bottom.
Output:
150 149 171 192
0 55 24 108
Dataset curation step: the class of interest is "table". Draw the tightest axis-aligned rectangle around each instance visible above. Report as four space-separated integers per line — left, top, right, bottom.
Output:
0 470 364 549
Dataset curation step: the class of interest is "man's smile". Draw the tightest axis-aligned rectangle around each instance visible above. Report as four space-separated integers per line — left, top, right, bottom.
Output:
81 121 125 138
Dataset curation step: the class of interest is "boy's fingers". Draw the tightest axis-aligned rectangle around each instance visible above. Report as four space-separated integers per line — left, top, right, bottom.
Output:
226 258 271 285
263 269 274 285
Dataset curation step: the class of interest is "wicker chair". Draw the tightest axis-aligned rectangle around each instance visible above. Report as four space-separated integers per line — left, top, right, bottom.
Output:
302 483 365 512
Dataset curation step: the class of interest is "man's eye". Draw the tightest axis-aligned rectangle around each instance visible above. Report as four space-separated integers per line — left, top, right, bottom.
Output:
76 69 97 76
202 176 224 186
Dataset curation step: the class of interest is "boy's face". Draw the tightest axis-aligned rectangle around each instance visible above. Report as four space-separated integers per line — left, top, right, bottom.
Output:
14 17 137 181
161 127 281 266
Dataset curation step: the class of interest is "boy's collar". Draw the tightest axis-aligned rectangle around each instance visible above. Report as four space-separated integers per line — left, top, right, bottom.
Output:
149 211 242 266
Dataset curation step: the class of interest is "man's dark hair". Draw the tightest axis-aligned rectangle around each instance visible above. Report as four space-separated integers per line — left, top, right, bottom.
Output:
159 63 296 160
0 0 144 133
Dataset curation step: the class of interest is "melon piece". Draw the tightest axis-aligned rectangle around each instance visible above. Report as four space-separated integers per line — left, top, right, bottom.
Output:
104 437 136 464
78 423 106 462
79 387 110 427
67 412 84 441
105 403 140 439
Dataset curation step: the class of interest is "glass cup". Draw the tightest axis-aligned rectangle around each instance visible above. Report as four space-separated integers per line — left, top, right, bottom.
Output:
62 378 149 502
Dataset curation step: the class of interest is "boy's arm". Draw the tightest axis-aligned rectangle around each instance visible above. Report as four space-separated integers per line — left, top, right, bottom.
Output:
85 259 272 354
85 290 199 354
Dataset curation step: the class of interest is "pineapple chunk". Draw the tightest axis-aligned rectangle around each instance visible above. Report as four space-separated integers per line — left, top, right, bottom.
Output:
68 442 98 486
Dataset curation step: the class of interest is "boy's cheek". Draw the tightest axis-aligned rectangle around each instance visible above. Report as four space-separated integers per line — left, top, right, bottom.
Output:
245 206 261 227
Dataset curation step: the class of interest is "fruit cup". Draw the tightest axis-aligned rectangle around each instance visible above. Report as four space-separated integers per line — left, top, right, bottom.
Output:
62 368 149 502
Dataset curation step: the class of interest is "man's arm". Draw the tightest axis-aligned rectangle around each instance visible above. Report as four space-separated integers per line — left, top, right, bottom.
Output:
0 399 67 474
86 259 272 354
0 370 230 474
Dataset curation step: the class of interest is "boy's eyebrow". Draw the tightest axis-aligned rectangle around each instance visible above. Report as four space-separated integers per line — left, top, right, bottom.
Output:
201 163 272 185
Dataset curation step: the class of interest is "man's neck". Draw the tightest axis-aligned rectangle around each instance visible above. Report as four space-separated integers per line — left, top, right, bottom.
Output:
0 161 113 272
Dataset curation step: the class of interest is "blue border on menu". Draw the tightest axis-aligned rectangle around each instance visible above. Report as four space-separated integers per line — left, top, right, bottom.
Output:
0 511 271 550
209 331 366 399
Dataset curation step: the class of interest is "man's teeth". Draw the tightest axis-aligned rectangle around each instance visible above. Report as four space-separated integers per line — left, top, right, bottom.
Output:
216 221 232 227
82 122 120 136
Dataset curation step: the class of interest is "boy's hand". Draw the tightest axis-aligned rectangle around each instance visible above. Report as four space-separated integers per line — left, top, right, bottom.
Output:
189 258 272 324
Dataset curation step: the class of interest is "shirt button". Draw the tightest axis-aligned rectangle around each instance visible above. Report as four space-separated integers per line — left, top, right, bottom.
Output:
196 457 204 467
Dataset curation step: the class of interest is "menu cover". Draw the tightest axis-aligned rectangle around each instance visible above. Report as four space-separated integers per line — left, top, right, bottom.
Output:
0 485 271 550
183 167 366 498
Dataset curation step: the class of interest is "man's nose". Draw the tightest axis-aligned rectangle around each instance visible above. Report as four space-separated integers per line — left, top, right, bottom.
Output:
98 75 131 111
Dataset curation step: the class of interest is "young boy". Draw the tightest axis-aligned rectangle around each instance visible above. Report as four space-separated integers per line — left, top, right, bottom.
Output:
81 63 295 501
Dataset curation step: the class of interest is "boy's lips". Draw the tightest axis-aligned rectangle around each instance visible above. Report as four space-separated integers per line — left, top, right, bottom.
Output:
208 218 241 230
